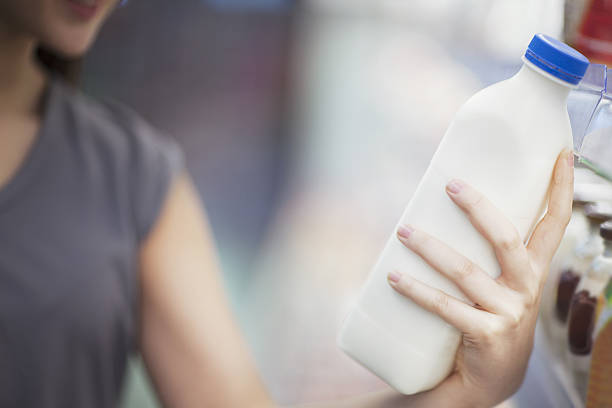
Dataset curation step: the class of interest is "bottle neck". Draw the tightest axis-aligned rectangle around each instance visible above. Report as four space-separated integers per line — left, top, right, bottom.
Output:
514 60 573 103
589 219 601 235
604 240 612 257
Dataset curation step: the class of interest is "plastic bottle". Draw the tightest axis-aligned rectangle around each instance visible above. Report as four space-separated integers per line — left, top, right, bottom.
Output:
549 181 612 275
566 216 612 398
547 180 612 282
586 221 612 407
556 203 612 324
541 186 612 367
338 34 589 394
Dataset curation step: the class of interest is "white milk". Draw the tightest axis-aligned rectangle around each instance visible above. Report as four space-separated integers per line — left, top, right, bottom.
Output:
338 34 589 394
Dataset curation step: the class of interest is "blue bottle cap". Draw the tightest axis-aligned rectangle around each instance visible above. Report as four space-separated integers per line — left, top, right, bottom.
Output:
524 33 589 85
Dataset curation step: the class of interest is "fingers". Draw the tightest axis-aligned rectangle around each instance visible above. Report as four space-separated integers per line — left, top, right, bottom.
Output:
387 270 490 334
527 149 574 273
396 226 513 314
445 179 532 290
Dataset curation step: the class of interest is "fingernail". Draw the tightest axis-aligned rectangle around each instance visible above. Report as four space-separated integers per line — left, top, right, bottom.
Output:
446 179 463 194
388 271 402 284
397 225 414 240
567 150 574 168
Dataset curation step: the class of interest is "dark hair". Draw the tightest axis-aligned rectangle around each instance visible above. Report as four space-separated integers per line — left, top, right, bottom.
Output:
35 46 82 86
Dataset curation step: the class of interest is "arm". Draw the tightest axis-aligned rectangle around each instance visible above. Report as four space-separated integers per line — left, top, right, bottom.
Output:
138 173 469 408
294 378 481 408
139 173 273 408
140 148 572 408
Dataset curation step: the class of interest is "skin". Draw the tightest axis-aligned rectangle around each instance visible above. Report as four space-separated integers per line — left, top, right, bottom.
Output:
0 1 574 407
388 150 574 407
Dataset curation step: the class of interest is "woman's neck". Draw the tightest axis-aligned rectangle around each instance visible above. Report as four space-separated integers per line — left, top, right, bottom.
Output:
0 22 46 117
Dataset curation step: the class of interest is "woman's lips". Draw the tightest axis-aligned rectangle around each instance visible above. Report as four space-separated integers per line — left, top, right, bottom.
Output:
66 0 100 20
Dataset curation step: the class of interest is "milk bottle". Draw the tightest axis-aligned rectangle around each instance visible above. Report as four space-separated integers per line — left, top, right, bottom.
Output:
338 34 590 394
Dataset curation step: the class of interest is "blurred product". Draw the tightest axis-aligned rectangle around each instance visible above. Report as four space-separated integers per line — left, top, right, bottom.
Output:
564 0 612 65
543 180 612 363
555 194 593 323
543 187 591 355
556 202 611 323
543 171 612 298
568 289 599 355
554 182 597 263
586 221 612 407
566 204 612 397
338 34 589 394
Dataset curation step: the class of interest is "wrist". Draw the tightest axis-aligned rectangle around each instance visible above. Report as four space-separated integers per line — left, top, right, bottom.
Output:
431 374 490 408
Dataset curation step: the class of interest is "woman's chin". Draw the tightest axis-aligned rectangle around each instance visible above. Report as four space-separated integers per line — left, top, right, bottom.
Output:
58 44 90 59
40 34 95 59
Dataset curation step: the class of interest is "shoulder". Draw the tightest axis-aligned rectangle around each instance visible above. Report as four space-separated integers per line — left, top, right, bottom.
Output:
51 78 185 241
53 78 180 165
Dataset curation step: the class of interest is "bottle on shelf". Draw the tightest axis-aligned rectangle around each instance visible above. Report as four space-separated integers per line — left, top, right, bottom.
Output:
542 181 612 353
543 189 591 355
586 221 612 407
566 211 612 399
558 202 612 324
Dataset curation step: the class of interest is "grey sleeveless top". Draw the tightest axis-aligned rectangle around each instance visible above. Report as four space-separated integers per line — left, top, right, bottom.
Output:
0 78 183 407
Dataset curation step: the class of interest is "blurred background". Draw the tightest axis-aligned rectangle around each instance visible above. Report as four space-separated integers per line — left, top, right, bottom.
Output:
80 0 612 406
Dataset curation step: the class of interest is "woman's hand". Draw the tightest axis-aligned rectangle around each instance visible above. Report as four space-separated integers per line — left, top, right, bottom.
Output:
387 149 574 408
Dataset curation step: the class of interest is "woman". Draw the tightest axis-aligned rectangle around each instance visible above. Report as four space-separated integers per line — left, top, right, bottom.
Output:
0 1 574 407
